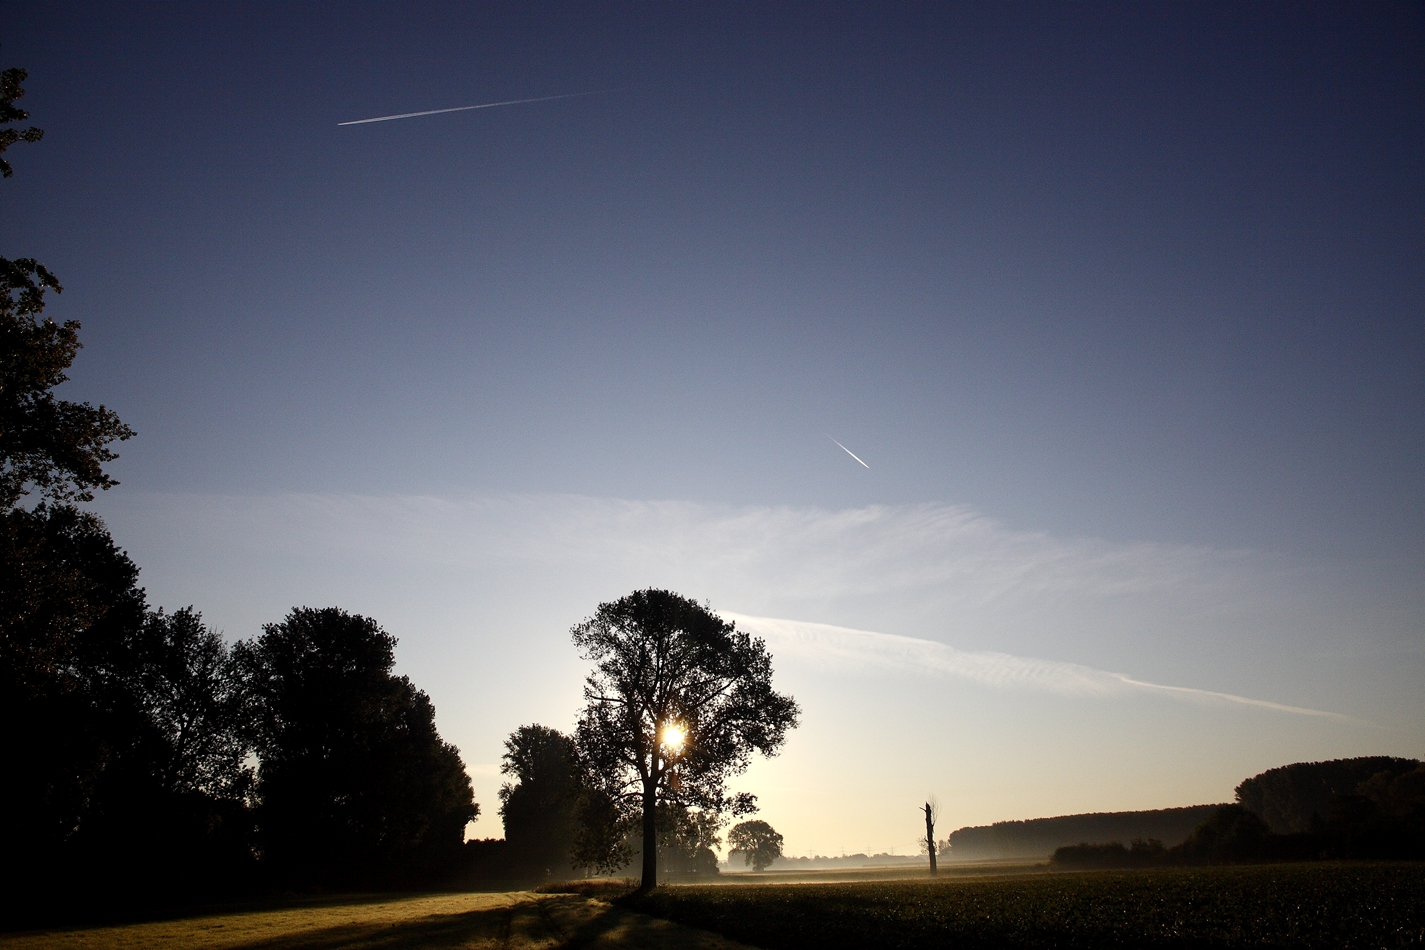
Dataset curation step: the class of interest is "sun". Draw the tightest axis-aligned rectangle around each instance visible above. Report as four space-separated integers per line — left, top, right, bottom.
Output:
662 723 686 752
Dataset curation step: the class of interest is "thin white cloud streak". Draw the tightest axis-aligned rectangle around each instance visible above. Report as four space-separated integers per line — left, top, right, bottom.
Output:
722 613 1367 724
106 491 1366 723
338 90 608 126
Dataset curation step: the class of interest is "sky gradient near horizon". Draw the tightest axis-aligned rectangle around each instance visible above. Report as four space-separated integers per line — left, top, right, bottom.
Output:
7 2 1423 856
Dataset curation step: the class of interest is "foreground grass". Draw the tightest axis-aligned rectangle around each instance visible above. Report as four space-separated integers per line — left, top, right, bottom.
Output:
0 891 754 950
626 862 1425 949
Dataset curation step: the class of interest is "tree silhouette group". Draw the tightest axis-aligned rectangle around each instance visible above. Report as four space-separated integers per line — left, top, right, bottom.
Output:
3 66 805 922
2 68 479 918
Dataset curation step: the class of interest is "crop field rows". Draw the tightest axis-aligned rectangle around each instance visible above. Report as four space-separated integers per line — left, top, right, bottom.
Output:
5 863 1422 949
626 863 1425 949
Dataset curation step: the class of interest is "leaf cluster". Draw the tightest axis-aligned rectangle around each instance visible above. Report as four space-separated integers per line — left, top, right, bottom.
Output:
234 607 478 886
2 258 135 508
727 818 784 871
572 589 799 822
0 66 44 178
1 64 133 510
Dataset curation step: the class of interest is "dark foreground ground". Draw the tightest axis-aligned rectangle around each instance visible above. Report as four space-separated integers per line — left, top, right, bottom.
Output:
6 863 1420 948
625 862 1425 949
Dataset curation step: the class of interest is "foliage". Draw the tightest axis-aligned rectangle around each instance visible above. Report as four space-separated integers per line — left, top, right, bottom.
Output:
1 255 135 511
1174 804 1273 863
656 802 723 880
1235 756 1421 833
568 778 635 876
946 804 1225 860
0 66 44 178
625 863 1425 950
499 724 583 882
728 819 784 871
0 504 262 910
571 589 798 887
1051 838 1166 869
129 607 251 800
0 504 145 860
235 607 478 887
1 65 134 510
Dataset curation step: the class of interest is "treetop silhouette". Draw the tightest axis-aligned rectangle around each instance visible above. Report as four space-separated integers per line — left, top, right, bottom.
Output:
571 588 798 890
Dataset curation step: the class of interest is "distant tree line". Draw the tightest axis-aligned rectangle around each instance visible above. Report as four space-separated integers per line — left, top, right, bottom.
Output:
946 805 1225 861
1051 757 1425 869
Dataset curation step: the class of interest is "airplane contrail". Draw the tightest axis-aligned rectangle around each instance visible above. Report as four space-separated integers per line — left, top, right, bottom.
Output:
338 90 608 126
829 436 870 468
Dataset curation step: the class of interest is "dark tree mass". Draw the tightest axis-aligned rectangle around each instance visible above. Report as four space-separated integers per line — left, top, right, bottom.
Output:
728 819 784 872
1 66 479 921
572 589 799 890
499 724 584 882
237 607 477 888
1234 757 1422 835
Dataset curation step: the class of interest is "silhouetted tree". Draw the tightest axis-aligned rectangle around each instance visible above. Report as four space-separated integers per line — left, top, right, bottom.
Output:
656 803 723 880
236 607 477 887
1235 757 1420 833
0 66 143 879
0 504 145 894
728 819 784 872
922 800 938 875
0 65 254 914
2 64 132 511
0 66 45 177
1175 804 1272 863
130 608 250 799
499 724 583 882
571 589 798 890
70 607 258 899
0 511 260 904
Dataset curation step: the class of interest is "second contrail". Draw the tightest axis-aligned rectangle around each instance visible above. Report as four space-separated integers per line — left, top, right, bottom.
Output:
338 90 608 126
829 437 870 469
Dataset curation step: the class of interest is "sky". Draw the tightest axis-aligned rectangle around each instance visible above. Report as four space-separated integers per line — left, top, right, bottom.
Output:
6 2 1423 858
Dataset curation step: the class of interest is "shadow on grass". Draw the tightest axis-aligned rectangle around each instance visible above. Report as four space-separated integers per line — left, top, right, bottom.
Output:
213 894 740 950
219 904 516 949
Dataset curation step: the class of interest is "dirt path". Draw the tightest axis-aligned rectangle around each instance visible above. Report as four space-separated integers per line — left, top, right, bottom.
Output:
0 892 759 950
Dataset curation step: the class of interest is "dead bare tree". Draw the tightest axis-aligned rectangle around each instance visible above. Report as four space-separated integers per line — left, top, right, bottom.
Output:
923 800 939 876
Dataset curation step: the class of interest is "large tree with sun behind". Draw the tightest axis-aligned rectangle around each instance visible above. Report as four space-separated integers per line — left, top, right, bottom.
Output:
571 589 799 890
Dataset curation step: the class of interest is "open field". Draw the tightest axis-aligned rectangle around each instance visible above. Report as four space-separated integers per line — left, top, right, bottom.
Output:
628 862 1425 949
8 863 1422 949
0 891 753 950
713 858 1045 886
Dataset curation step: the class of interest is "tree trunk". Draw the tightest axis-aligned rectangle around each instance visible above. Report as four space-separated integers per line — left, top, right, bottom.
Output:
924 802 937 877
640 779 658 890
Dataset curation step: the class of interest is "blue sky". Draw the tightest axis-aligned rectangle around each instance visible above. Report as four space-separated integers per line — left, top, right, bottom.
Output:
7 2 1422 855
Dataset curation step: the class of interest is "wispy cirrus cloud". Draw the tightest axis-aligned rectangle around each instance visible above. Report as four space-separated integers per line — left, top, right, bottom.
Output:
136 492 1256 605
723 613 1367 724
105 490 1354 724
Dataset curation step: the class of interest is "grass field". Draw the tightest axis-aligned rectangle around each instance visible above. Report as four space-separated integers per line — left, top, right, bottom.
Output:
627 862 1425 949
7 863 1421 948
0 891 753 950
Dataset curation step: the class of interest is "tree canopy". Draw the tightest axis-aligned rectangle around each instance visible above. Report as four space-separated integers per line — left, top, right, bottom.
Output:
1 64 483 913
0 66 44 178
571 588 798 889
1 66 133 510
728 819 785 872
499 724 583 882
236 607 477 887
